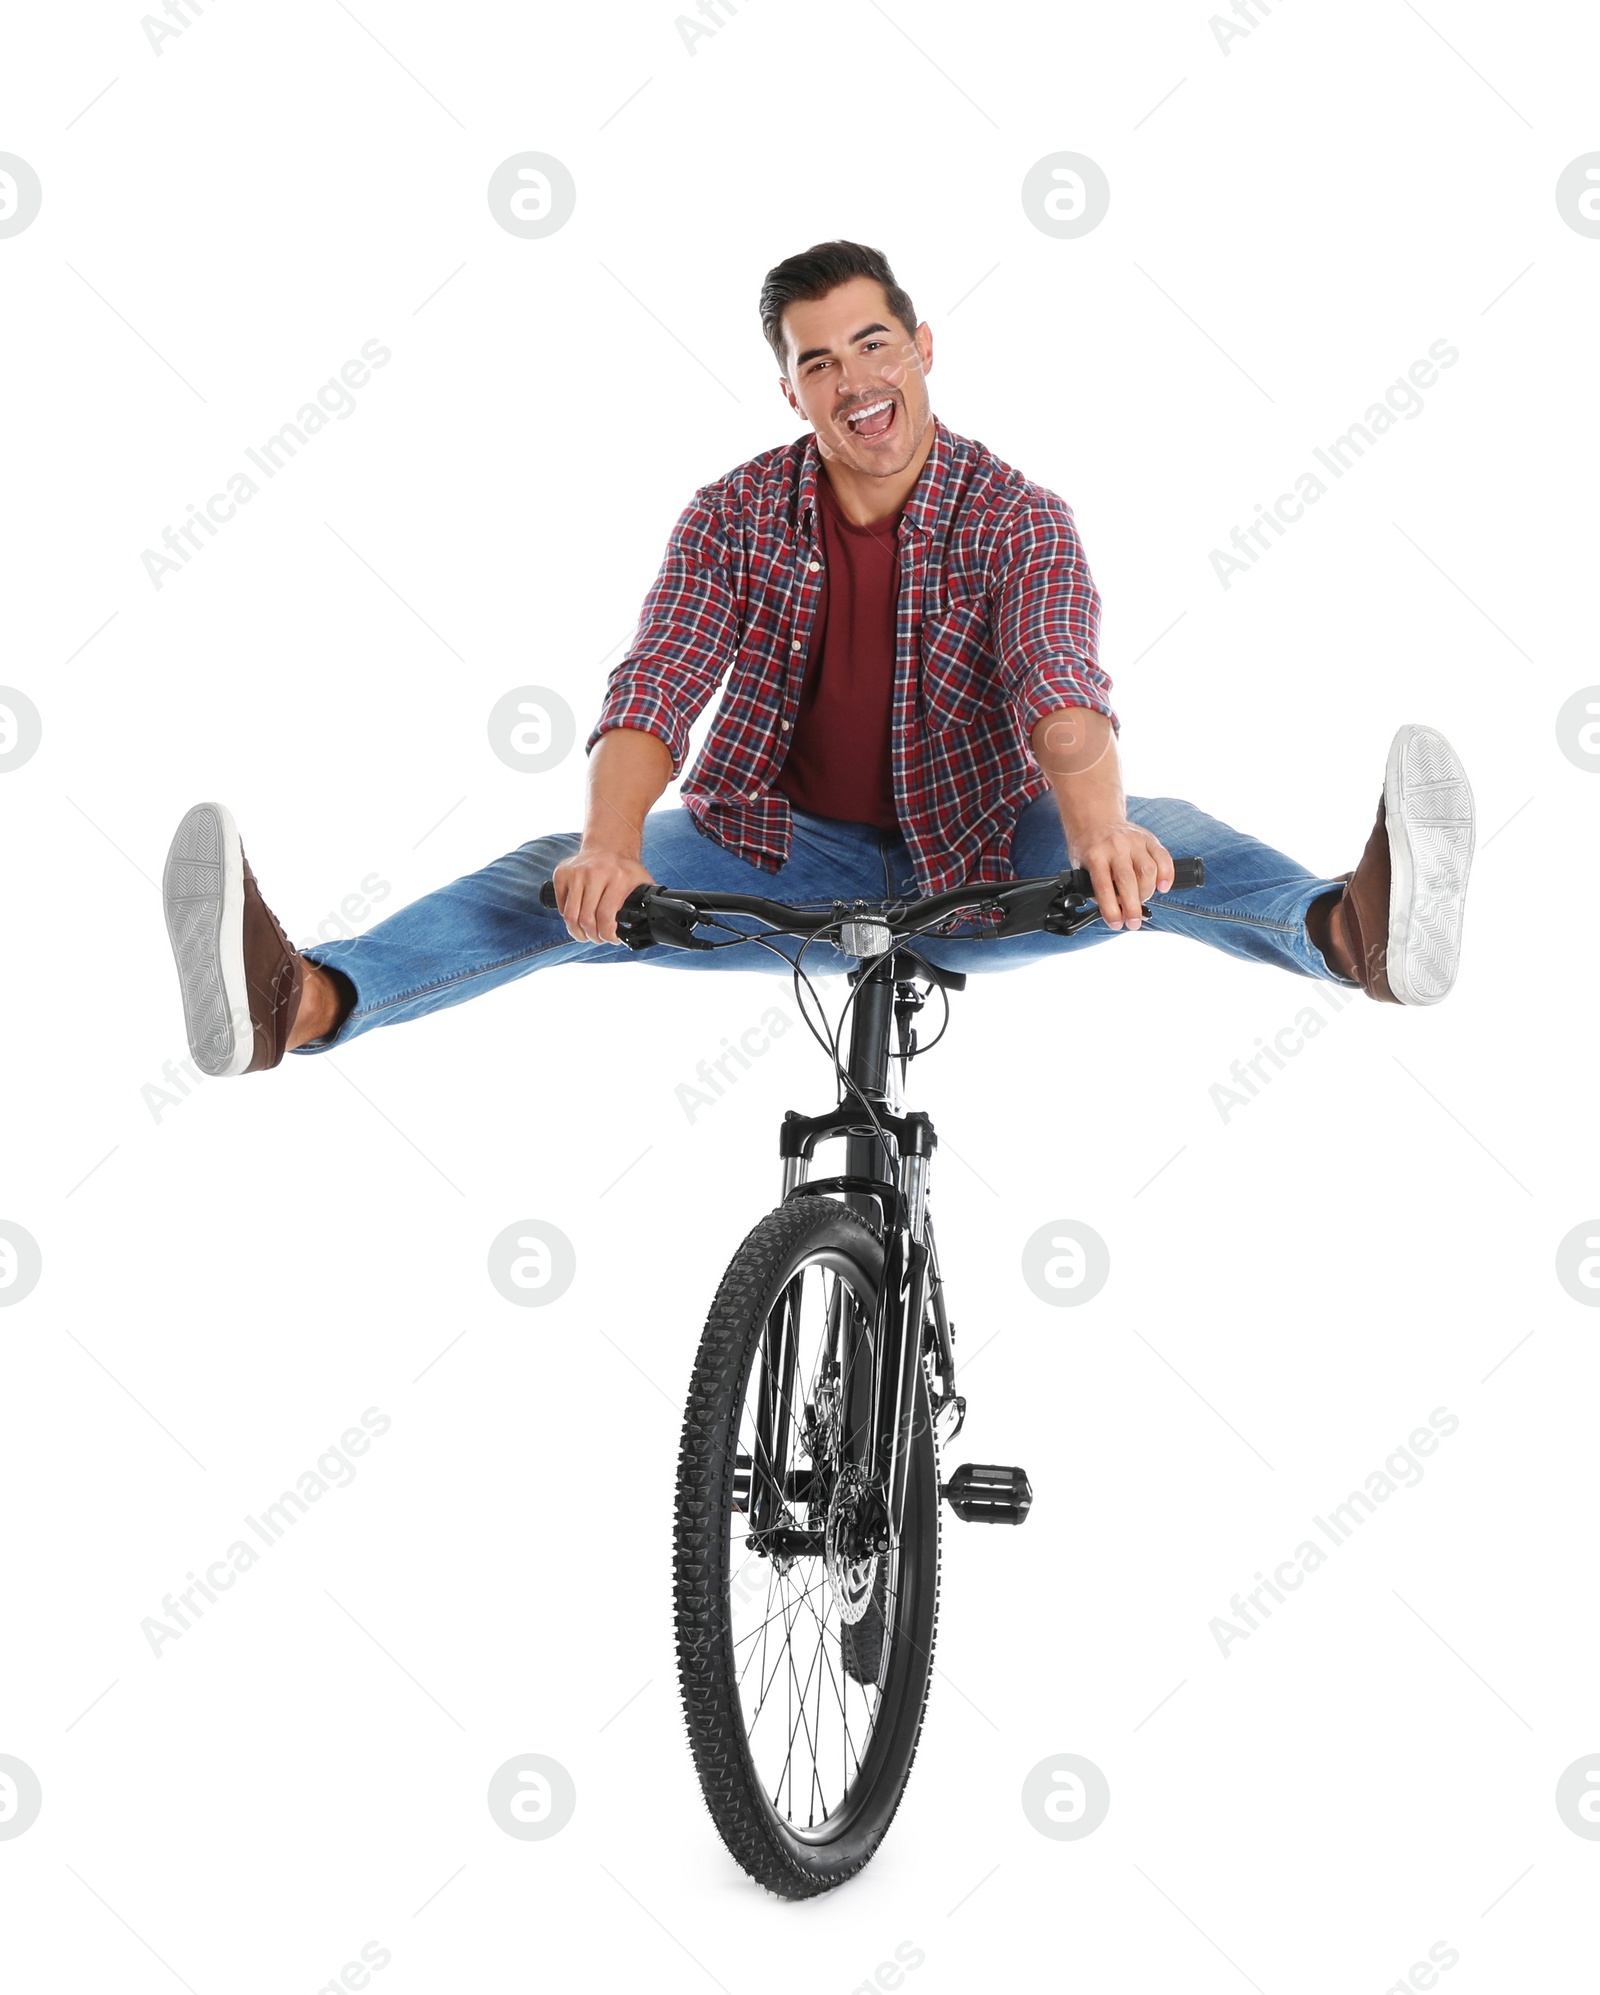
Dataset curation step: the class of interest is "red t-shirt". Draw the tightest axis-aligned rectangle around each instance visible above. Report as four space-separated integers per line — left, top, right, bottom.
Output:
774 473 902 832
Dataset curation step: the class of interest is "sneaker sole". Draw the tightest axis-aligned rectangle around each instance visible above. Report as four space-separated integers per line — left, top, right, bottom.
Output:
163 801 254 1076
1384 725 1475 1006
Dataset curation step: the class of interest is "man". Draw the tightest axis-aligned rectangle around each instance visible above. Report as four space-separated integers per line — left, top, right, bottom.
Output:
162 240 1474 1076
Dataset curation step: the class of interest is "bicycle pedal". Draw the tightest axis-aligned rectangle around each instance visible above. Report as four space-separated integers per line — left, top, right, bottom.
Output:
940 1462 1033 1525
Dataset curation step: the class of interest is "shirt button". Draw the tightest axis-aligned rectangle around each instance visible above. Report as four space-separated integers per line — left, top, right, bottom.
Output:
747 788 761 799
790 638 801 651
781 720 791 731
808 561 821 573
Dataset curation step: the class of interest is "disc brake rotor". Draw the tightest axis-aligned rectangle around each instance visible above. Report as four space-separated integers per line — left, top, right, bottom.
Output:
824 1463 881 1626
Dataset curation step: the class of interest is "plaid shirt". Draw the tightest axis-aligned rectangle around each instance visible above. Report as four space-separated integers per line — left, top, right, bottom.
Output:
587 418 1114 895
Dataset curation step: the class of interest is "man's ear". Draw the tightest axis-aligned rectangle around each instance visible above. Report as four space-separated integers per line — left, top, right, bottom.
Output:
915 320 933 376
778 371 801 416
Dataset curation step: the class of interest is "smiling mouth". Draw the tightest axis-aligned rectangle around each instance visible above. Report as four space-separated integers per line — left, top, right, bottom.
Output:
843 396 898 442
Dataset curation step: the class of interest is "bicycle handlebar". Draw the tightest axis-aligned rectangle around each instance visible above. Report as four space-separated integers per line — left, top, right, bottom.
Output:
538 857 1205 952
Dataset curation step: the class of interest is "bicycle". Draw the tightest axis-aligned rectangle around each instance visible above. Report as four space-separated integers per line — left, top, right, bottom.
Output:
542 852 1205 1895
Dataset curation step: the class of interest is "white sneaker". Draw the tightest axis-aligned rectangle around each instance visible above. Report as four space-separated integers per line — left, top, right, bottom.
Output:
1383 724 1475 1005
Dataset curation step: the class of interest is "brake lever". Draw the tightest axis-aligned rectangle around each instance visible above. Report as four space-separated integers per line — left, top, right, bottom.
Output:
1044 897 1169 936
996 870 1106 939
610 884 660 950
624 887 716 952
984 879 1063 939
1041 901 1105 937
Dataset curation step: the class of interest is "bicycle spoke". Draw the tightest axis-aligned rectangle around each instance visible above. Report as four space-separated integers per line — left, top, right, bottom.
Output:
773 1583 829 1820
734 1569 828 1656
742 1572 830 1717
746 1280 833 1491
790 1543 879 1778
774 1580 822 1818
722 1247 909 1833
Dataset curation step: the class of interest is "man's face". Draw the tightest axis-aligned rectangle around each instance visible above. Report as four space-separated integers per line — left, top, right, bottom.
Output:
778 276 933 476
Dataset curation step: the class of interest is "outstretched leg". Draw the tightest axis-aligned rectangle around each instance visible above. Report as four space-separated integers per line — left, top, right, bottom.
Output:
161 800 893 1074
1112 726 1473 1001
1000 789 1354 982
904 725 1474 1002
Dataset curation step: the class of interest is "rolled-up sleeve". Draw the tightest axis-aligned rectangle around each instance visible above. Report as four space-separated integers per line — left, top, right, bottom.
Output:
989 491 1116 738
586 489 740 773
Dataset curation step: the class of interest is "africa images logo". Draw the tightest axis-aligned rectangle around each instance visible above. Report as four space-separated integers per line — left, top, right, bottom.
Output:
139 340 392 589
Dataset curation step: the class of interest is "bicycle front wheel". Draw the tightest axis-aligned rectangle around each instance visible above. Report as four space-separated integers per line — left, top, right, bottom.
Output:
673 1197 941 1897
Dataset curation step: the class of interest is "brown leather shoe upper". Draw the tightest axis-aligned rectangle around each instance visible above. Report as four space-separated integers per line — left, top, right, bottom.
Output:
1322 799 1397 1003
242 849 306 1070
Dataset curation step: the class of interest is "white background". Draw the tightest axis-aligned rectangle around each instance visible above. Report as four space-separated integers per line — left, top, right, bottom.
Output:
3 1 1598 1989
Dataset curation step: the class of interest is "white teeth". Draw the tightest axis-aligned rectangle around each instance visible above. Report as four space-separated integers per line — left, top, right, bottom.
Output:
847 398 892 426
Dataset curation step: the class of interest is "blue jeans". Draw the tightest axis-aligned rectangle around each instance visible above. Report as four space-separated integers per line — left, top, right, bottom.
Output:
294 793 1352 1052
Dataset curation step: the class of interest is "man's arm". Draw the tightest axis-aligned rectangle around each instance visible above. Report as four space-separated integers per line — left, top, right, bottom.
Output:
1031 707 1172 931
556 485 738 942
552 727 673 943
986 491 1171 929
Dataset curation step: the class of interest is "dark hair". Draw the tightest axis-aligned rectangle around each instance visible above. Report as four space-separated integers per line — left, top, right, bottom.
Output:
758 240 919 369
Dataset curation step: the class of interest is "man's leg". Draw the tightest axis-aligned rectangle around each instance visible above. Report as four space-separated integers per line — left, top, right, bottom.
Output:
162 799 891 1076
880 789 1352 982
295 807 892 1053
1129 726 1474 1003
1114 795 1354 981
291 827 593 1053
891 726 1473 1001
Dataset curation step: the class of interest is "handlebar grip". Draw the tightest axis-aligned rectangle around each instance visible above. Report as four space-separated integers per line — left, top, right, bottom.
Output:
1059 855 1204 900
537 877 676 950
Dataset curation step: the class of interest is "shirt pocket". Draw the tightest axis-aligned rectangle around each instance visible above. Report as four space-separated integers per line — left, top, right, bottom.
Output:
917 599 994 730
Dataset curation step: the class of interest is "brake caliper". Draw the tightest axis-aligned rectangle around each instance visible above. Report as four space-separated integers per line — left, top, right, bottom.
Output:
824 1463 881 1625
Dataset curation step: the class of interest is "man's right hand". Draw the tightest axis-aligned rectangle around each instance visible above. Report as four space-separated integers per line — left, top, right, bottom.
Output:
551 847 656 945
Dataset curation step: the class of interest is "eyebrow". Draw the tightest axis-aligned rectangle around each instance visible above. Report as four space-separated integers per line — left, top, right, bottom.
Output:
792 322 891 368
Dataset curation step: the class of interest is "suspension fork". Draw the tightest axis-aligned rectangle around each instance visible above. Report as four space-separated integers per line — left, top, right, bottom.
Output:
749 1279 800 1536
775 951 937 1546
836 954 902 1531
877 1120 936 1543
873 959 941 1541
